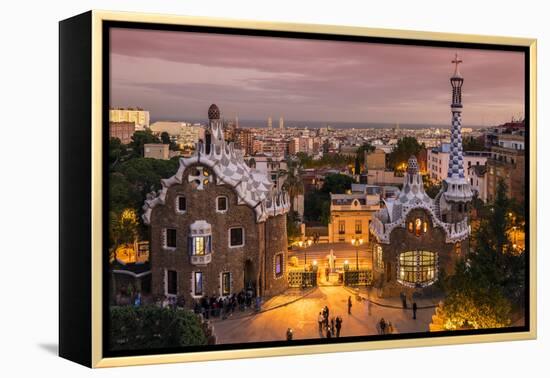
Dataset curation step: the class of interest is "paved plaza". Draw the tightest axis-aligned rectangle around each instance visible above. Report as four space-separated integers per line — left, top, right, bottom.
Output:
212 286 437 344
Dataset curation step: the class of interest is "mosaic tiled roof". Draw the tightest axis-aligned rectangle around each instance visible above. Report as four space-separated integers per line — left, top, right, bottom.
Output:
142 118 290 224
369 58 473 245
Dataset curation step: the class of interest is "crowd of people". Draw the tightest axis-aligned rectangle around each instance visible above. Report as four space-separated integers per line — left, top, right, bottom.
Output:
192 288 258 320
317 305 343 338
377 317 394 335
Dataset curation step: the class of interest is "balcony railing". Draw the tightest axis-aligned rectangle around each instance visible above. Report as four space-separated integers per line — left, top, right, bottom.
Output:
190 253 212 266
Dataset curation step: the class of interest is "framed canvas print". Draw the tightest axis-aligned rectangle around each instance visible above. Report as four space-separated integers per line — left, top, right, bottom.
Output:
59 10 537 368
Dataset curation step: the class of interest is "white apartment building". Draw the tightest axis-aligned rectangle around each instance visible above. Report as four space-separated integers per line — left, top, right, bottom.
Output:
427 143 490 182
149 121 206 148
110 107 150 130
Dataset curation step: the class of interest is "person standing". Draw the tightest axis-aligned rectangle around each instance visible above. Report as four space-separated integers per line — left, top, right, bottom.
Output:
335 317 342 337
326 326 332 338
379 317 387 335
347 296 352 314
400 292 407 309
286 328 293 341
318 312 324 333
412 302 417 320
330 317 335 332
387 321 394 334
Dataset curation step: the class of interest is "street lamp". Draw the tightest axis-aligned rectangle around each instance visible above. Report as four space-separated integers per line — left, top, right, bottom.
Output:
297 240 305 269
351 237 364 270
301 238 313 270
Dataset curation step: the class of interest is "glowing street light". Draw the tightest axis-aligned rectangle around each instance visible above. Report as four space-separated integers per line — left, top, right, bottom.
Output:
351 237 364 270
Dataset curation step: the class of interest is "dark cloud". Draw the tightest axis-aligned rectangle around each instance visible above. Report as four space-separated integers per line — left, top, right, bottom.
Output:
110 28 525 125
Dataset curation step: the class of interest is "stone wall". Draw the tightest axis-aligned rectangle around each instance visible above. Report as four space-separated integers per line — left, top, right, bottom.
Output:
150 164 261 305
263 214 288 296
373 207 468 297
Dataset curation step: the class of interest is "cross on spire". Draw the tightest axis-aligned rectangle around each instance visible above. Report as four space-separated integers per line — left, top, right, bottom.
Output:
452 53 463 76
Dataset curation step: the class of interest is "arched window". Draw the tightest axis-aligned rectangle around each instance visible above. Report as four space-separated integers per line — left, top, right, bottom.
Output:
415 218 422 236
455 242 461 255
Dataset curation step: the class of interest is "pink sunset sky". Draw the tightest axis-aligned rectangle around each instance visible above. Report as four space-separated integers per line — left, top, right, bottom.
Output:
110 28 525 126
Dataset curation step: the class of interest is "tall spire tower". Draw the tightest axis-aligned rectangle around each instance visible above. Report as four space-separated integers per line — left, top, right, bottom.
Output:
438 54 472 223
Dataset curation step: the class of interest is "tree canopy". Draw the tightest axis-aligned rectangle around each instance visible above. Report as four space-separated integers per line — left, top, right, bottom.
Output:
109 306 207 350
321 173 354 194
304 174 354 225
296 152 353 169
432 180 526 331
108 155 180 246
387 137 424 171
129 130 161 157
462 136 487 152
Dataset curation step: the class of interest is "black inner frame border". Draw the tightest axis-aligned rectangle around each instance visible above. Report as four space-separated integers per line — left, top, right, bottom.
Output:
101 19 531 359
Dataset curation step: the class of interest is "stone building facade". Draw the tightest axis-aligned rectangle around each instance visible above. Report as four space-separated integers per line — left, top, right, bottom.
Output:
370 55 472 297
328 191 381 244
142 105 290 305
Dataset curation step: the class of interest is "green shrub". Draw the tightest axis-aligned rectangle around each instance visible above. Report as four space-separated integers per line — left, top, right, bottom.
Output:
109 305 207 350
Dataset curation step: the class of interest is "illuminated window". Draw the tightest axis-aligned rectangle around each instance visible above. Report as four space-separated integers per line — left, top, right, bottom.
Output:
375 245 384 269
338 221 345 235
423 221 428 233
274 253 284 277
455 242 461 255
193 272 203 296
415 218 422 236
408 222 413 233
355 220 362 234
221 272 231 296
398 250 437 287
194 237 205 255
188 235 211 256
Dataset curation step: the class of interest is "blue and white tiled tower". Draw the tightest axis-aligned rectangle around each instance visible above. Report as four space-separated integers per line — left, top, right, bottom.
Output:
438 54 473 222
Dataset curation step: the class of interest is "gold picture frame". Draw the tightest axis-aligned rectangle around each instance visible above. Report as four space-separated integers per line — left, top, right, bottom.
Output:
59 10 537 368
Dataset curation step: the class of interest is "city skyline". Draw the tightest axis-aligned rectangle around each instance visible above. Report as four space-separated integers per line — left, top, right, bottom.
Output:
110 28 525 127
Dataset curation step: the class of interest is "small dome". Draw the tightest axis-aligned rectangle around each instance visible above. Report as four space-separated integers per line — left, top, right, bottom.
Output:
407 155 418 175
208 104 220 120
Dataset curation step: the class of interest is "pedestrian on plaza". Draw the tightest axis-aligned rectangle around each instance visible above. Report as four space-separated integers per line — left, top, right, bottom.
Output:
318 312 324 333
400 292 407 309
326 326 332 338
412 302 418 320
379 317 387 335
330 317 335 331
347 296 352 314
286 328 293 341
325 266 330 282
387 321 394 334
335 317 342 337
